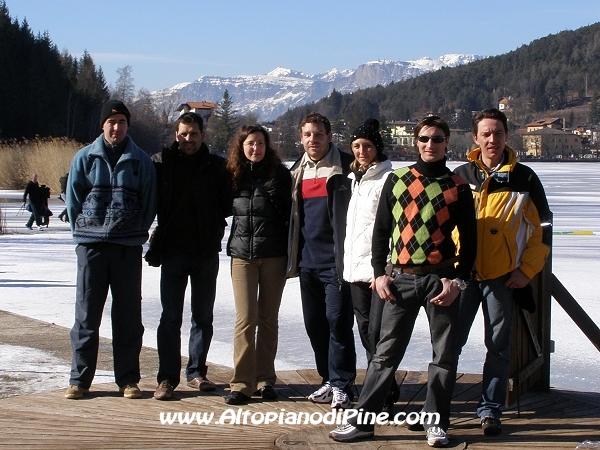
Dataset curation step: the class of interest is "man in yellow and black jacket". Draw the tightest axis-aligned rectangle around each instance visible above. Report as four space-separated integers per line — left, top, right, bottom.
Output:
453 108 551 436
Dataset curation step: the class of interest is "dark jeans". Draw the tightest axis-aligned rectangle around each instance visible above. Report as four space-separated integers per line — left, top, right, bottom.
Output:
299 267 356 392
349 281 399 402
350 267 459 432
26 203 43 227
157 251 219 387
69 243 143 389
456 274 514 419
349 281 384 363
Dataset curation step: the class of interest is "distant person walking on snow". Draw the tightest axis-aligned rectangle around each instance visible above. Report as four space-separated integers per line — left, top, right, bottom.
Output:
22 173 45 231
39 184 52 227
58 173 69 222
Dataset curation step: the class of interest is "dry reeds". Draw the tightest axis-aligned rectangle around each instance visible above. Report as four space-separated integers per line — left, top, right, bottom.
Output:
0 137 81 191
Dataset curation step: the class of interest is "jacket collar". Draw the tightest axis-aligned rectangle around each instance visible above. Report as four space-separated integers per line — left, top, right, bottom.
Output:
89 134 140 162
300 142 344 176
468 145 517 173
348 159 392 182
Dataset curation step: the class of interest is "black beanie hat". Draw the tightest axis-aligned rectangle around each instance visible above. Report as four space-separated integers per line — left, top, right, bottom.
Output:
350 119 385 155
99 100 131 128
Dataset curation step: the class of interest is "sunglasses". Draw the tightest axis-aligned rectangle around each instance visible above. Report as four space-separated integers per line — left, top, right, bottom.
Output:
417 135 446 143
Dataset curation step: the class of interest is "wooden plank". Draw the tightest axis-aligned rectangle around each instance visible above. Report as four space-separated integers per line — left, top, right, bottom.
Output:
397 370 427 407
3 309 600 449
1 370 599 449
295 369 324 389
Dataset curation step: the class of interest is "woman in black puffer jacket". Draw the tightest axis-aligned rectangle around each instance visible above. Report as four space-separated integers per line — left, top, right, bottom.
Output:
224 125 292 405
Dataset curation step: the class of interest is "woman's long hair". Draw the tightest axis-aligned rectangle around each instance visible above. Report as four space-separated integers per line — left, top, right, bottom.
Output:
226 125 282 189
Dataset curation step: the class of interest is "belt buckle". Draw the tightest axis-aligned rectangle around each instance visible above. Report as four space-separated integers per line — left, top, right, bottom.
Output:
412 266 425 275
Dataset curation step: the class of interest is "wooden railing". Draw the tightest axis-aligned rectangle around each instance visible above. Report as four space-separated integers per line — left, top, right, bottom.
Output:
508 219 600 405
551 274 600 353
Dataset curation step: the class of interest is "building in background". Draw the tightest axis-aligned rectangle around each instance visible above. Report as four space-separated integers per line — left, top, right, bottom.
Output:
177 102 218 129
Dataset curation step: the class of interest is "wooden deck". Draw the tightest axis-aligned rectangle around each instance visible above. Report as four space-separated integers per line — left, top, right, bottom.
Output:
1 310 599 449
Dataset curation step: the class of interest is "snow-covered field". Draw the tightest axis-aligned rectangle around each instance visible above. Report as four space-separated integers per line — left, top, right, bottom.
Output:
1 161 599 396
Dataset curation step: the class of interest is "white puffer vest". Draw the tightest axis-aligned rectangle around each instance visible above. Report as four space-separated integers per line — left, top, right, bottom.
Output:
343 159 393 283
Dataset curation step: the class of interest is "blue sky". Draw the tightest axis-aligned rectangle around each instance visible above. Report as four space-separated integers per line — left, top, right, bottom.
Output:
6 0 600 93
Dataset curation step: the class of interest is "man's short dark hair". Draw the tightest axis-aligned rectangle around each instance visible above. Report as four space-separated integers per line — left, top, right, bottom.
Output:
414 115 450 138
472 108 508 134
300 112 331 134
175 112 204 133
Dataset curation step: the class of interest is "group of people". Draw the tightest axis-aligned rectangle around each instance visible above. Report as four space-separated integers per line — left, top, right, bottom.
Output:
329 110 551 446
22 173 52 230
61 99 551 448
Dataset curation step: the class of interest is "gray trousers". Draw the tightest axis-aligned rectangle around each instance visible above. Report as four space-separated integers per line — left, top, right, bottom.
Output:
350 266 459 432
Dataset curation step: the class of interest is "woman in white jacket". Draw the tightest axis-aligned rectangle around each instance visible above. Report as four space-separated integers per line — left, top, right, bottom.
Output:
343 119 398 410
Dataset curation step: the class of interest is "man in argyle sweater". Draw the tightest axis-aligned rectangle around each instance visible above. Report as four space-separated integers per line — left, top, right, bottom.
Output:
330 115 477 447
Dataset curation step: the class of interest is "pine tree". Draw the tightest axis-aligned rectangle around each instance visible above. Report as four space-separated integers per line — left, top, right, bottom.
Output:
277 118 300 160
378 116 393 151
212 89 239 153
331 117 347 146
70 51 109 141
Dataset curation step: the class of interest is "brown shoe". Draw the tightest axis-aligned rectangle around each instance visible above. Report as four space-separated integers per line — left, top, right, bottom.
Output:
187 376 216 392
119 383 142 399
154 382 174 400
65 384 89 399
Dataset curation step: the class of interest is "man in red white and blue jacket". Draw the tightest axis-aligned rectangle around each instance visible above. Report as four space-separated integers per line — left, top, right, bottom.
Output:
287 112 356 410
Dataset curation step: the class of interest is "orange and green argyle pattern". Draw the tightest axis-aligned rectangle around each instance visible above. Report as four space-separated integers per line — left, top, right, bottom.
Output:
390 167 464 266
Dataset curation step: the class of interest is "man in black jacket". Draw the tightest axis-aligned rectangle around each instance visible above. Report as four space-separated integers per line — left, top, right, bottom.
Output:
22 173 44 231
147 112 231 400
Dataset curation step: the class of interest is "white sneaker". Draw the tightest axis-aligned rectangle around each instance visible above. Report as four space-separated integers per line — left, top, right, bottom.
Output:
308 382 333 403
426 426 449 447
38 226 44 231
331 387 351 409
329 423 373 442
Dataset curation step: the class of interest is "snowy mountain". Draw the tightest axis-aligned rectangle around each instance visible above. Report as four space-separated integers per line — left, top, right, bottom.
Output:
151 54 485 121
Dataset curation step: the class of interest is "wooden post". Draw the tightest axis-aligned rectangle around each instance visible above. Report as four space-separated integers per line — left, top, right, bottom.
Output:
507 220 553 406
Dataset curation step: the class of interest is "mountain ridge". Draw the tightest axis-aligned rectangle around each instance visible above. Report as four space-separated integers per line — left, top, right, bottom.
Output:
151 54 485 121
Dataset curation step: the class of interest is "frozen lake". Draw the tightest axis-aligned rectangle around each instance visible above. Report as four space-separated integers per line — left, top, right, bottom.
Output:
0 161 599 394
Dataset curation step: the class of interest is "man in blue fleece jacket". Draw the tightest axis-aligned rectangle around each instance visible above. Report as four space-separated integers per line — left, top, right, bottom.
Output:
65 100 157 400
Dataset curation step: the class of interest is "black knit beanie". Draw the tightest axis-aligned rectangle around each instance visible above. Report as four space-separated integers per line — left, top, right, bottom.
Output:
99 100 131 128
350 119 385 155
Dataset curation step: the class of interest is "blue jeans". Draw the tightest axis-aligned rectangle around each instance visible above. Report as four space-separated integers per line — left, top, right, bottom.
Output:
70 243 143 389
299 267 356 392
457 274 514 419
350 267 459 432
157 251 219 387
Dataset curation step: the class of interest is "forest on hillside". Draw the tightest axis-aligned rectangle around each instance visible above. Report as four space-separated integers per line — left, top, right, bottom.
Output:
0 1 256 153
0 1 175 151
0 2 109 143
274 22 600 155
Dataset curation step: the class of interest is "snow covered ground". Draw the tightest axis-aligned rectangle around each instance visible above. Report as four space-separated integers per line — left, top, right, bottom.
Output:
1 161 599 396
